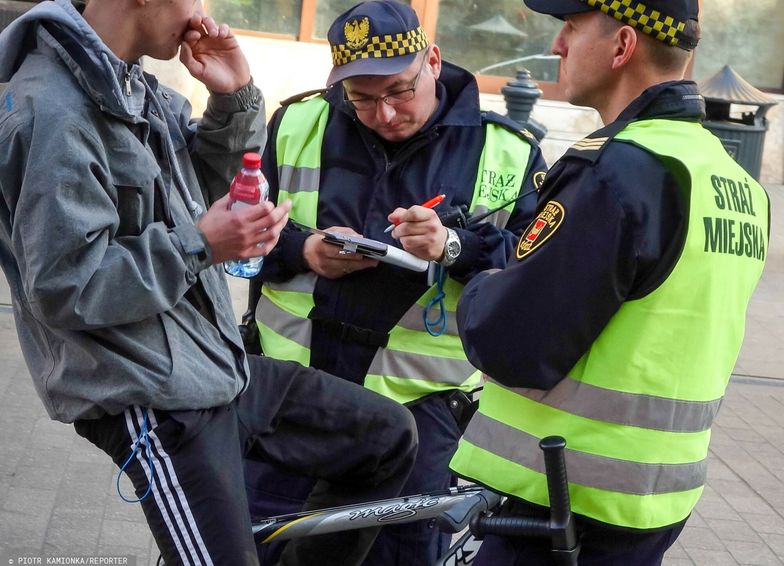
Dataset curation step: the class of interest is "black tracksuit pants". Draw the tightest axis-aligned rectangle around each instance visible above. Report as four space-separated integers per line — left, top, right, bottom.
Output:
74 355 418 566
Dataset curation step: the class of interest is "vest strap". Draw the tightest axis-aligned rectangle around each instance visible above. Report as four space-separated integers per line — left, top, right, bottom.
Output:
309 313 390 348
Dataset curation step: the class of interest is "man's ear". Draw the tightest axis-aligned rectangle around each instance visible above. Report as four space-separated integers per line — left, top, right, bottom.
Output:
428 44 442 80
611 25 637 70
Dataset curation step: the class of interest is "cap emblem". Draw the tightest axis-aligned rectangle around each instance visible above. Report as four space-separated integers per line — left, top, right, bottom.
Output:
331 26 429 67
344 17 370 50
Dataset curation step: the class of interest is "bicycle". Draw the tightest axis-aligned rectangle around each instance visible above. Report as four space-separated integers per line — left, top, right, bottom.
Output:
156 435 580 566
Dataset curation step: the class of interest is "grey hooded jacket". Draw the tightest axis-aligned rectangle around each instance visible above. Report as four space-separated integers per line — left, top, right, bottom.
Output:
0 0 266 422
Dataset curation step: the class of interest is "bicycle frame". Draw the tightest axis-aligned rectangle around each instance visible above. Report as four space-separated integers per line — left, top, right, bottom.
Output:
157 437 575 565
252 485 492 544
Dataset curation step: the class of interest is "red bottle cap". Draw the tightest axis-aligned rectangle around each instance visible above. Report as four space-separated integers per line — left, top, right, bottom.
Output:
243 152 261 170
231 153 262 203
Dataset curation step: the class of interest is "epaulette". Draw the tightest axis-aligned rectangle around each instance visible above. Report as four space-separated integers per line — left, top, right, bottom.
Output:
562 119 631 163
279 88 329 107
480 110 537 142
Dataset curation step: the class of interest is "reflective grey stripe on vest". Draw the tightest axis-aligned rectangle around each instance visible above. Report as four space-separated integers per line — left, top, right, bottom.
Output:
464 412 707 495
256 273 318 350
369 350 476 385
396 306 459 336
278 165 319 195
500 378 722 433
256 295 311 349
265 273 318 294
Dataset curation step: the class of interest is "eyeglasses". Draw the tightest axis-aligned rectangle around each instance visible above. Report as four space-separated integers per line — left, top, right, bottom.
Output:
344 49 430 112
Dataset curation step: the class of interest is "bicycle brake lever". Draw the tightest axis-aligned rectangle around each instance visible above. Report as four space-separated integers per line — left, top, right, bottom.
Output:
435 489 503 533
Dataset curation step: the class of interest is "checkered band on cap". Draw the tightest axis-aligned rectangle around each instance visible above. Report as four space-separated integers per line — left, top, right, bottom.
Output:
331 26 430 67
586 0 693 48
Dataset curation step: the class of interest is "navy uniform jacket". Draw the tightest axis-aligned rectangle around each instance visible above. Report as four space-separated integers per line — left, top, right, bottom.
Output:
457 81 702 390
260 61 547 384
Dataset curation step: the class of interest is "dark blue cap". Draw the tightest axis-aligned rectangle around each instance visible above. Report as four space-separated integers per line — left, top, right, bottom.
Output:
524 0 699 50
326 1 430 86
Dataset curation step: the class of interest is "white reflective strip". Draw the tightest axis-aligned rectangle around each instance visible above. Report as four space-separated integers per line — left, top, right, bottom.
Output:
368 349 476 385
278 165 320 193
264 272 318 294
146 409 215 566
396 305 459 336
464 412 707 495
256 294 311 348
124 408 192 566
500 378 722 433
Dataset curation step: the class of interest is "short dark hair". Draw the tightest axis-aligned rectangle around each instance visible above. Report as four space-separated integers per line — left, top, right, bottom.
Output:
599 15 696 73
640 19 698 72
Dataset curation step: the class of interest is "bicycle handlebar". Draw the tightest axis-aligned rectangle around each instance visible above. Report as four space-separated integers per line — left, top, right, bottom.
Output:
435 488 502 534
468 435 580 566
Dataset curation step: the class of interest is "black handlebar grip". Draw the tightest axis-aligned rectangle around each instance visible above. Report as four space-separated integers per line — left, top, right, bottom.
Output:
470 514 551 540
539 436 577 552
467 437 580 565
539 436 569 527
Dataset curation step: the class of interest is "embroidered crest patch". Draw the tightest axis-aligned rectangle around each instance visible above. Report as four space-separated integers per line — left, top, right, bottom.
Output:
344 17 370 50
516 201 565 260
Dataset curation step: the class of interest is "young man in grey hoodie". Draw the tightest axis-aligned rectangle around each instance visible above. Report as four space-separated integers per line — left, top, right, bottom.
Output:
0 0 417 564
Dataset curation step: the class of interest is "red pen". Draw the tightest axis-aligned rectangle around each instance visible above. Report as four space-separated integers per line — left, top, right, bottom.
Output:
383 194 446 233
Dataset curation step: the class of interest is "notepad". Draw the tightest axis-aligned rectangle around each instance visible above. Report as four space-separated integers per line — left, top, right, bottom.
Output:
293 223 430 272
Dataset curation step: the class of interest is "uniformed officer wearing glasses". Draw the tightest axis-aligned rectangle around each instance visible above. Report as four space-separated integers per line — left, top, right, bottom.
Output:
244 2 547 565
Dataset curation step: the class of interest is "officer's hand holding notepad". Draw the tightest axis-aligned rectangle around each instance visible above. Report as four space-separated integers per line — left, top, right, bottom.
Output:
293 222 430 272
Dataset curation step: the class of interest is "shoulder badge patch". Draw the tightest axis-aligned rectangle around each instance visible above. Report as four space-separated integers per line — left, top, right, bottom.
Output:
344 17 370 50
533 170 546 189
516 201 565 260
520 128 535 140
570 136 608 151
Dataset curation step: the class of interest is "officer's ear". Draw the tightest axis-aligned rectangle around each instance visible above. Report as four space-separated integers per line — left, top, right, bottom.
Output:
610 25 638 70
427 44 442 81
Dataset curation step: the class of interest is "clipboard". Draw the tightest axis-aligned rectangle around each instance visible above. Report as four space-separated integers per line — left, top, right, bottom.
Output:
293 222 430 272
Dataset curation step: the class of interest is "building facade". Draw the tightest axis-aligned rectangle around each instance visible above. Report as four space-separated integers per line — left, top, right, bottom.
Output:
2 0 782 182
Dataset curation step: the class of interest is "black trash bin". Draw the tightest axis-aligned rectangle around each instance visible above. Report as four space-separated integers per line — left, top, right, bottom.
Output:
699 65 778 181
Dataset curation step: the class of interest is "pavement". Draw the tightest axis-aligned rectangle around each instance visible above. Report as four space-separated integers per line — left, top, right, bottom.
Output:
0 186 782 566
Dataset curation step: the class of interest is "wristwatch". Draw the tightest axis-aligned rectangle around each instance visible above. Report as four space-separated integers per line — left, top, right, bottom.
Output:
439 228 461 268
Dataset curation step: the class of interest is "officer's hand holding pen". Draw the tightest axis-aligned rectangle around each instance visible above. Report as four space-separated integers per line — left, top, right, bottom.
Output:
384 194 445 233
387 204 450 261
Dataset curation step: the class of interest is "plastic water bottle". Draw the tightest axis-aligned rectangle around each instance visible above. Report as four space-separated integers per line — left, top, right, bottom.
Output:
224 152 269 278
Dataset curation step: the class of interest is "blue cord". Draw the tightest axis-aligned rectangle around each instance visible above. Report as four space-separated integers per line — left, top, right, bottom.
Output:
423 264 448 337
117 408 153 503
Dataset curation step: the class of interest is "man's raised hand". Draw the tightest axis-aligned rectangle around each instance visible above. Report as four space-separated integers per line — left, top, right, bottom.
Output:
180 14 250 94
